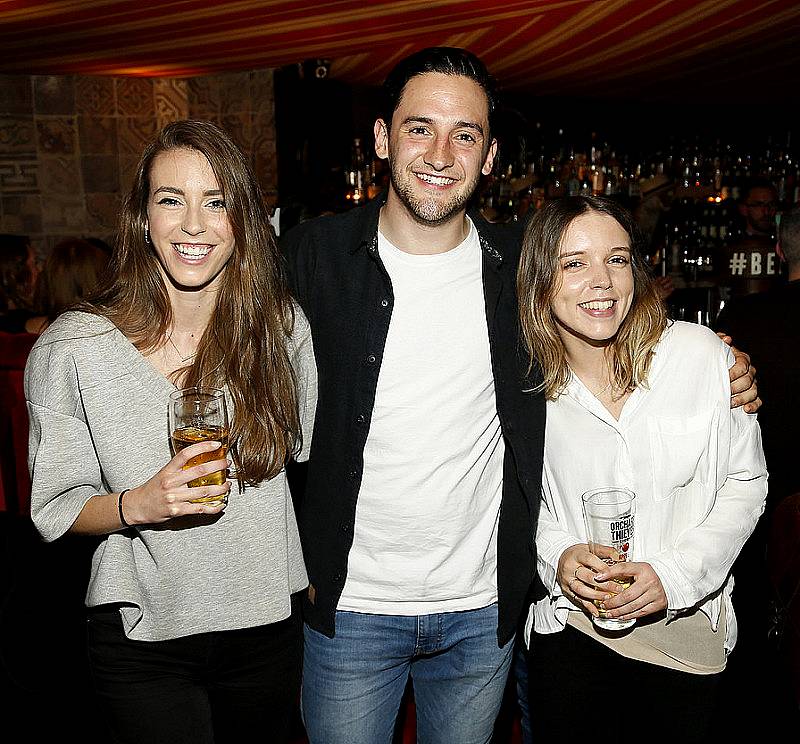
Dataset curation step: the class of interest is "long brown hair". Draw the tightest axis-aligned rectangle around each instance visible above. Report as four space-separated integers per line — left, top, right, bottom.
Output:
517 195 667 400
85 120 300 484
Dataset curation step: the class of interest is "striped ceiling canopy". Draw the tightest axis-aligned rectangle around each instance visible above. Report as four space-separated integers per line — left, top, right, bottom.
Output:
1 0 797 102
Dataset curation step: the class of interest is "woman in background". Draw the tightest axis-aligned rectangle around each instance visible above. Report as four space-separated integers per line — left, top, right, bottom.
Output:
26 120 316 744
25 237 110 333
0 233 38 333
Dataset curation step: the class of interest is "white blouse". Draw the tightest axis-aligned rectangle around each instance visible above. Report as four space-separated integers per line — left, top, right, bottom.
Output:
526 321 767 653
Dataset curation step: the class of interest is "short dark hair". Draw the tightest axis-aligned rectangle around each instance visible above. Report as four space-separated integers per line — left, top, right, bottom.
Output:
779 207 800 267
381 47 498 131
740 177 777 204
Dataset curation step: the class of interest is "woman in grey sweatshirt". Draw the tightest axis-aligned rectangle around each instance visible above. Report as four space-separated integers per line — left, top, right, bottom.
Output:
25 120 316 744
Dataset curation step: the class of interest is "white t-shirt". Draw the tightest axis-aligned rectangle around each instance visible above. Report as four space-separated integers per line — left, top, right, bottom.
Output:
338 219 504 615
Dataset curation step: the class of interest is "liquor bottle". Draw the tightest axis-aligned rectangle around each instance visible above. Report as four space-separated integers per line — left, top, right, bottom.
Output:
345 137 370 206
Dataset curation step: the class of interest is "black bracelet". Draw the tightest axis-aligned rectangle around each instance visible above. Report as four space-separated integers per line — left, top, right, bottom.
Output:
118 489 131 528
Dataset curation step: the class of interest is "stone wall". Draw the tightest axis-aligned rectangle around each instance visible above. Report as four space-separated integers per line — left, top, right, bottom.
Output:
0 70 276 254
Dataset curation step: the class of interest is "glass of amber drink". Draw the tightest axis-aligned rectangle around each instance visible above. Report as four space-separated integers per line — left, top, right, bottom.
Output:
581 487 636 631
169 387 229 503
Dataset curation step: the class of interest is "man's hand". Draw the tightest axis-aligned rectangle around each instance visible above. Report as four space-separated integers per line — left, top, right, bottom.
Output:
717 333 762 413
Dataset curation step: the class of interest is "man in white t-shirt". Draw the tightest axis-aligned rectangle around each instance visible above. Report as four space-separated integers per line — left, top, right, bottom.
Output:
285 47 545 744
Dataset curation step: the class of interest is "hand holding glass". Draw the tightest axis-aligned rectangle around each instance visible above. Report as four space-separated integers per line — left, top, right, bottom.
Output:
581 487 636 630
168 387 229 503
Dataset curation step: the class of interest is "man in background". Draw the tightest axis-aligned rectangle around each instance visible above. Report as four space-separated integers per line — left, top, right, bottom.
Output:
721 179 782 299
718 206 799 510
715 206 800 731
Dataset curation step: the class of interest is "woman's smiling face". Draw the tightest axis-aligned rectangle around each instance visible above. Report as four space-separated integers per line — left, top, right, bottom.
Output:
146 147 235 292
550 211 634 350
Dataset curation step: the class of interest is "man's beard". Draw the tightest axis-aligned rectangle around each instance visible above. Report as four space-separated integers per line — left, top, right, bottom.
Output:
388 161 480 227
752 220 775 235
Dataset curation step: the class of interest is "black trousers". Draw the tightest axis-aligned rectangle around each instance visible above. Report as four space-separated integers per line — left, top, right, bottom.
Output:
528 624 720 742
86 599 302 744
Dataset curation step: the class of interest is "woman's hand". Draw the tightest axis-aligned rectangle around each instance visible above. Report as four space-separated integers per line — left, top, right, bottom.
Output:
122 440 231 525
594 561 668 621
556 544 626 617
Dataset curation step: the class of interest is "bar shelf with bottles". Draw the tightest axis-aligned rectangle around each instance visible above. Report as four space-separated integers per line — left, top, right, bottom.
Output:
479 126 795 325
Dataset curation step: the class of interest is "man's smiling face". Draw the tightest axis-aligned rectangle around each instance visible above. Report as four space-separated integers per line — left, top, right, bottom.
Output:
374 72 496 227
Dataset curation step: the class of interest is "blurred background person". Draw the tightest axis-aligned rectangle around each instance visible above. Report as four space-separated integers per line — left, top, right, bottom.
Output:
25 238 110 334
718 206 800 506
719 179 782 301
738 178 779 239
634 174 676 301
715 206 800 729
0 233 38 333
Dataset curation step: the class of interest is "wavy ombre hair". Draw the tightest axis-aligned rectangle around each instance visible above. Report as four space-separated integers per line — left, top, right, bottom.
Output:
85 120 299 484
517 195 667 400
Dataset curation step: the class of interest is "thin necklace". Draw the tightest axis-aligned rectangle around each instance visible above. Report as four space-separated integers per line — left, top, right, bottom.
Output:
167 334 196 363
590 378 614 399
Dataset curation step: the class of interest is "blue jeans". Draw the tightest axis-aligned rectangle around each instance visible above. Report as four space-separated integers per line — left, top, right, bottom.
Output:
514 640 532 744
301 604 514 744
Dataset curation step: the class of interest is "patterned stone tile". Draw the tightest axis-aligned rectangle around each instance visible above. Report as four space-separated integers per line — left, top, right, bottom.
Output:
251 111 275 144
0 194 42 234
85 191 121 234
0 160 38 192
79 116 118 154
118 155 141 193
116 78 155 117
81 154 119 193
33 75 75 115
76 76 115 115
38 156 81 195
36 117 77 155
218 72 250 115
0 76 33 115
0 117 37 157
221 112 251 152
117 116 157 155
249 70 274 115
187 76 220 119
41 193 86 233
252 142 277 193
154 78 189 129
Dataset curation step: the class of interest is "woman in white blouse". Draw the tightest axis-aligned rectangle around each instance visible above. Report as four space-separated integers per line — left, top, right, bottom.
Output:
517 195 766 738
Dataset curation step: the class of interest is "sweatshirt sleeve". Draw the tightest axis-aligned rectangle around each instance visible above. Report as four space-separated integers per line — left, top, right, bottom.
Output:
289 306 318 463
25 336 105 542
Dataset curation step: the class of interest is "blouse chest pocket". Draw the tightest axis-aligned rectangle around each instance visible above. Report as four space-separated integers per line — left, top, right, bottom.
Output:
647 412 712 500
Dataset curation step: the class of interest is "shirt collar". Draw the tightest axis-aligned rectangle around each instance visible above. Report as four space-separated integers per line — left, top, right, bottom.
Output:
348 191 503 267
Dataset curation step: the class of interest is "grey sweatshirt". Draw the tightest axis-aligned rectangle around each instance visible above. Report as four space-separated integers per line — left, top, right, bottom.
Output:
25 310 316 641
